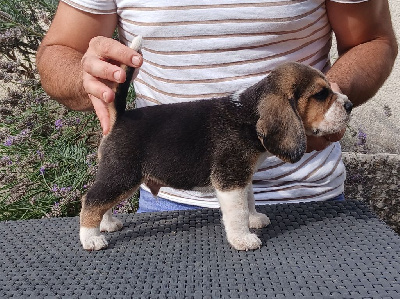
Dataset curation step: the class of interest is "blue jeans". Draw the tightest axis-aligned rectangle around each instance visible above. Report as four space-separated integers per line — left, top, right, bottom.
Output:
136 187 345 213
136 188 203 213
329 193 345 202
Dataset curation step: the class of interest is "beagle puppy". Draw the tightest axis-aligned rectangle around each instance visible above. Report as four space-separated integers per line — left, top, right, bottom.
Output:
80 37 353 251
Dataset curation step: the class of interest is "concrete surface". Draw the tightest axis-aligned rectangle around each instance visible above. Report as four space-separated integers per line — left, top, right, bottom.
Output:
343 152 400 234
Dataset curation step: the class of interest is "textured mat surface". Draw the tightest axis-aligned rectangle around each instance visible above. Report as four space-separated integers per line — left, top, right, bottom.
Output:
1 200 400 298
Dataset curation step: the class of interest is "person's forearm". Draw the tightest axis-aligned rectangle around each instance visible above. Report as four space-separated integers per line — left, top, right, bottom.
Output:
326 37 398 107
36 45 93 111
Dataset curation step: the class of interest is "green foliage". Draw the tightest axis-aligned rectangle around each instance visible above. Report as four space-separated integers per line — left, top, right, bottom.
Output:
0 0 137 220
0 0 58 78
0 95 100 219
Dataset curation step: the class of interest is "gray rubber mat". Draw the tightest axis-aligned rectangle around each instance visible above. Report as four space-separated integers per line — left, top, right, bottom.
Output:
1 200 399 298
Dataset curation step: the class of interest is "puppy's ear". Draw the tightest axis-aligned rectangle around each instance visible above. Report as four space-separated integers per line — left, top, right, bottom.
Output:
256 95 306 163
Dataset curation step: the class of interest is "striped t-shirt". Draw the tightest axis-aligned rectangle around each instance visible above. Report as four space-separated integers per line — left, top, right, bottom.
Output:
63 0 367 207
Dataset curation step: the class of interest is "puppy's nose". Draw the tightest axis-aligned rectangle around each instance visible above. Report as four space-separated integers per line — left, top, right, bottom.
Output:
344 101 353 114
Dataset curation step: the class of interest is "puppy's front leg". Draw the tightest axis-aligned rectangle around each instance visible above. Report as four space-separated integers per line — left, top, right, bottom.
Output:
247 184 270 229
216 187 262 251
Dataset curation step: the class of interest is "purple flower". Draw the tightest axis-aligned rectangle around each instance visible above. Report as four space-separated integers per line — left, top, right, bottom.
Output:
3 129 31 146
49 202 62 217
86 153 97 166
52 184 59 192
20 129 29 136
4 137 13 146
55 119 63 130
39 166 45 175
383 105 392 117
1 156 12 166
36 150 44 160
60 187 72 194
357 129 367 146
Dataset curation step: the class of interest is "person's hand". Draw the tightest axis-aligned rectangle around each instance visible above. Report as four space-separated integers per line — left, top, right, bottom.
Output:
306 83 346 152
81 36 143 135
306 128 346 152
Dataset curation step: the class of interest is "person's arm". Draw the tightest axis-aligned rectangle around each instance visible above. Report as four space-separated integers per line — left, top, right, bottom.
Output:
306 0 398 152
36 2 142 134
326 0 398 106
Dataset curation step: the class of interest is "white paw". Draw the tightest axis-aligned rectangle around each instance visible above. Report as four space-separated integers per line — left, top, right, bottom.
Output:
80 227 108 251
100 215 123 232
228 233 262 251
249 212 270 229
82 235 108 251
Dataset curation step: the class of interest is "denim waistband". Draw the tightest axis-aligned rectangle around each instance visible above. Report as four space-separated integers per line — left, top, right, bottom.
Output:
136 188 345 213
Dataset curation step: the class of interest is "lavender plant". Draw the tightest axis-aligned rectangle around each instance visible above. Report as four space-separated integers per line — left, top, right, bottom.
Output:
0 0 57 78
0 0 137 220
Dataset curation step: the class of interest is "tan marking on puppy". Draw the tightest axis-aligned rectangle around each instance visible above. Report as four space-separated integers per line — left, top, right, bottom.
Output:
81 187 139 227
80 186 139 250
96 133 109 161
273 63 352 137
296 79 333 133
80 196 109 228
316 92 351 135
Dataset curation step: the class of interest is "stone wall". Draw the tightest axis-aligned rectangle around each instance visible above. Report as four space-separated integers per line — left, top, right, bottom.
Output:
343 152 400 234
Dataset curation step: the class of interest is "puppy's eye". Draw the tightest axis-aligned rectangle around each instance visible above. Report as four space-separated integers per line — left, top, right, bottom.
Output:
313 87 330 101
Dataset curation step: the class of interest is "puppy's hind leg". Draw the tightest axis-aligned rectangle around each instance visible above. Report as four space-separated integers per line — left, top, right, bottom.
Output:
80 180 140 251
80 192 109 251
100 208 123 233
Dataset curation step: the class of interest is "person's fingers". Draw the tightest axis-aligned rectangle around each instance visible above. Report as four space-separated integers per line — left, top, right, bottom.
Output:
324 128 346 142
88 36 142 67
81 54 127 84
330 82 342 93
306 135 331 152
82 36 143 136
90 94 111 135
306 128 346 152
82 72 115 103
81 36 143 101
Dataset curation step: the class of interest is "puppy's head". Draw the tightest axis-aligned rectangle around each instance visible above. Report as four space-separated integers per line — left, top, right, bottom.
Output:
254 62 353 163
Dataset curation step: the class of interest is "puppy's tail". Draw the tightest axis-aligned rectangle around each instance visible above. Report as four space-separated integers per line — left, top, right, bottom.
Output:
109 35 143 127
